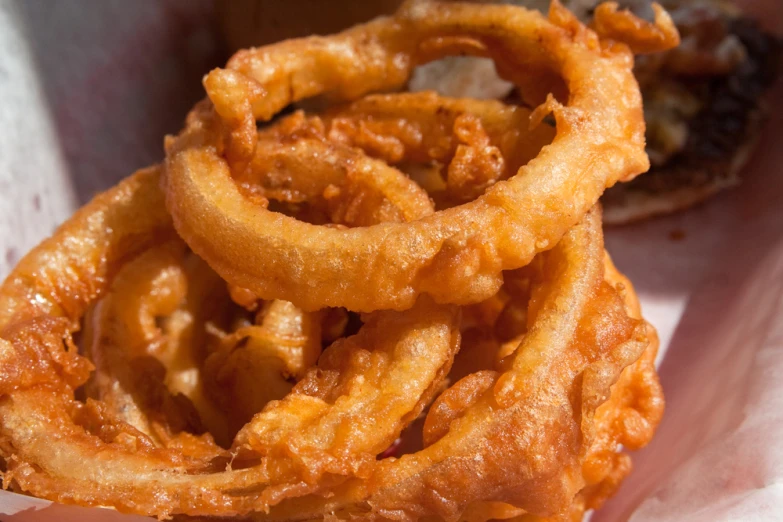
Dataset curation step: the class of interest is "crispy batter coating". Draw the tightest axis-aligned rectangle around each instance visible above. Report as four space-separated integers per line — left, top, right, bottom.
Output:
0 2 671 520
0 173 660 520
0 170 460 517
162 0 677 312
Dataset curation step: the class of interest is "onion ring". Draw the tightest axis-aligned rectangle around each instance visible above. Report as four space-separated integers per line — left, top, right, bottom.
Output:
243 110 436 225
205 207 660 521
0 168 657 519
82 240 219 451
162 0 678 312
0 1 671 519
323 92 556 203
201 299 325 439
0 167 460 518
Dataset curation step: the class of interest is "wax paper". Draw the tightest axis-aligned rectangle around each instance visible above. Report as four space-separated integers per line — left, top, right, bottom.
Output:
0 0 781 520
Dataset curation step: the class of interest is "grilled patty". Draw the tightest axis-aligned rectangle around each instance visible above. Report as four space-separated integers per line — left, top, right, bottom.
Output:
603 4 780 223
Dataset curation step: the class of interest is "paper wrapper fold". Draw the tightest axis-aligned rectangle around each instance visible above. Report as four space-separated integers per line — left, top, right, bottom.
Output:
0 0 781 520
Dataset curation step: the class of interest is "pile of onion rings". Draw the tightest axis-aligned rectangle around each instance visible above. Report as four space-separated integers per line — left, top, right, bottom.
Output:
0 1 676 520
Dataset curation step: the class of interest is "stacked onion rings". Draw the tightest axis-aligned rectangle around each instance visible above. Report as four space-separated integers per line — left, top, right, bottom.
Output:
0 1 676 520
163 0 677 311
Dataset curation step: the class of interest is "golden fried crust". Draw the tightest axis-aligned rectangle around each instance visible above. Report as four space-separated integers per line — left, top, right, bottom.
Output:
0 2 671 519
162 1 675 312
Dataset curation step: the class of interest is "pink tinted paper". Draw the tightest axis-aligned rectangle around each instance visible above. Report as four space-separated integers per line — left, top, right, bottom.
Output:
0 0 781 520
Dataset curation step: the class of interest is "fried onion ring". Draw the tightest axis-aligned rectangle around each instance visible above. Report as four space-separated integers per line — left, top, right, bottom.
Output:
162 0 678 312
81 240 224 453
0 168 461 517
0 162 659 520
218 206 659 521
0 1 671 519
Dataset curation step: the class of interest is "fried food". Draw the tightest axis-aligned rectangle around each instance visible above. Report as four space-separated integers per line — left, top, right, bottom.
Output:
402 0 781 224
0 176 659 520
0 1 671 520
306 208 658 522
162 0 677 312
0 168 460 517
